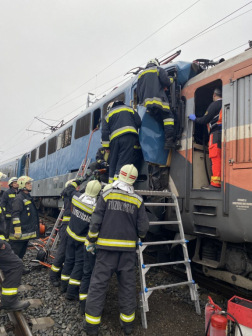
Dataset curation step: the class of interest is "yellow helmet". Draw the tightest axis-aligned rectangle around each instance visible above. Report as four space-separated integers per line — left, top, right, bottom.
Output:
118 164 138 185
103 184 113 193
65 179 74 188
8 177 18 186
85 180 101 197
17 176 33 190
0 172 7 181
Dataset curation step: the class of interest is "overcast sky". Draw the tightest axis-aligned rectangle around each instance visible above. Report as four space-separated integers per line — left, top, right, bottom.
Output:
0 0 251 163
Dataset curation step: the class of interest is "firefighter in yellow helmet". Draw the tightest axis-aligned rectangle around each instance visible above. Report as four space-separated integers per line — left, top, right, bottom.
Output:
84 165 149 336
61 180 101 300
9 176 39 272
1 177 18 238
0 173 30 311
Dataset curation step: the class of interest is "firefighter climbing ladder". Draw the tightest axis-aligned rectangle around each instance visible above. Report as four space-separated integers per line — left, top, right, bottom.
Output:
46 157 91 252
136 190 201 329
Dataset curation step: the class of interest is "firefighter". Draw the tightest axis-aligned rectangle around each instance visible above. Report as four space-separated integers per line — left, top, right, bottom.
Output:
89 147 110 183
84 164 149 336
0 173 7 233
60 180 101 300
101 101 141 183
137 58 175 150
0 233 30 311
49 179 81 287
1 177 18 238
9 176 39 272
189 88 222 189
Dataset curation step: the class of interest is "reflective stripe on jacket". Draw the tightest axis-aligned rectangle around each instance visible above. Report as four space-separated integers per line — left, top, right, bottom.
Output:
1 188 17 218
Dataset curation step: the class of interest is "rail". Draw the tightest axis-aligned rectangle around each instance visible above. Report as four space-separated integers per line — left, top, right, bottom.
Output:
0 272 33 336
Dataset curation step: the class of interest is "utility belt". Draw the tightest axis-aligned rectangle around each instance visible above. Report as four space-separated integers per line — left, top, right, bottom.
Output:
209 123 222 134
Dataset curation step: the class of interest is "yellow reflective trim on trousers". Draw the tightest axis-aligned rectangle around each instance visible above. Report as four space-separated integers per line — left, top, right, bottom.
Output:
104 193 141 208
164 121 174 126
24 200 31 205
106 108 134 123
69 278 81 285
102 141 110 148
51 265 61 272
134 146 141 149
3 207 6 211
138 69 159 79
63 216 71 221
144 99 170 110
120 312 135 323
0 235 6 240
79 294 88 300
13 220 21 224
61 274 70 281
97 238 136 248
2 288 18 295
211 176 221 181
72 198 93 214
110 128 138 141
5 214 11 218
88 230 99 238
85 313 101 325
9 232 37 240
108 178 113 183
66 226 87 242
8 194 16 198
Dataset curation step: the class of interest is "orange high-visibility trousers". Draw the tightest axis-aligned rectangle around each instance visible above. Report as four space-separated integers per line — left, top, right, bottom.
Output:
209 130 221 188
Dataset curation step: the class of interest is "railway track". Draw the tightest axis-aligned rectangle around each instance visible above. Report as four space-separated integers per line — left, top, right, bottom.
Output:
0 273 33 336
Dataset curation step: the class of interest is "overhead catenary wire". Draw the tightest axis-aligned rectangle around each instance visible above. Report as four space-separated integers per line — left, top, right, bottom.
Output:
212 42 249 60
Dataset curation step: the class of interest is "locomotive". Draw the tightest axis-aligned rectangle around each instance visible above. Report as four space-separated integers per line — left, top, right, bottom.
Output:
1 46 252 290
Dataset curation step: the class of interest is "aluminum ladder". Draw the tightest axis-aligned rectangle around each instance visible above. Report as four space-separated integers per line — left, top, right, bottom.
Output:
136 190 201 329
46 157 91 252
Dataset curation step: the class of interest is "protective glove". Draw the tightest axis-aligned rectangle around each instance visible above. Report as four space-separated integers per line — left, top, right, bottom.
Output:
14 226 22 239
101 162 109 168
86 242 96 255
189 114 196 121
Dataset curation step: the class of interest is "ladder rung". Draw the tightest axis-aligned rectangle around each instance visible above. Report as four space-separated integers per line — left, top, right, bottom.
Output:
145 280 195 293
138 239 188 247
136 190 172 197
144 203 177 206
143 260 191 268
149 221 180 225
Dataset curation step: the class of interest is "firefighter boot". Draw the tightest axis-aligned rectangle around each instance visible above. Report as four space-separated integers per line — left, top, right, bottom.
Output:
120 319 133 336
83 319 103 336
164 137 175 150
65 292 79 301
2 300 30 312
50 278 60 287
80 300 86 315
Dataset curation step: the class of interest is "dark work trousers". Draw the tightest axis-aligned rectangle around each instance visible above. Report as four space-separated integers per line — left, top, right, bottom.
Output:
0 241 23 306
5 218 11 239
89 162 109 183
109 134 136 183
61 236 84 296
79 248 96 302
85 250 136 334
9 241 29 259
149 108 175 146
49 223 68 281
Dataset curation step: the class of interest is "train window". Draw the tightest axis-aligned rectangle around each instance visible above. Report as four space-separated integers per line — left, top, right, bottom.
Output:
48 137 57 155
62 126 73 148
102 92 125 118
30 149 36 163
75 114 90 139
56 134 62 151
39 143 46 159
92 108 101 130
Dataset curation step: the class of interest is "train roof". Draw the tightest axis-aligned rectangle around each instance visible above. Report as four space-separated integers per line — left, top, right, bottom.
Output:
0 154 24 167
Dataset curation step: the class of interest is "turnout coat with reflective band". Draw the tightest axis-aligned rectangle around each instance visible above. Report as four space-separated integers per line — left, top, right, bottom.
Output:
61 181 82 220
87 188 149 252
1 188 17 218
101 103 141 148
137 65 173 113
10 191 39 240
195 99 222 133
66 195 94 242
96 147 110 165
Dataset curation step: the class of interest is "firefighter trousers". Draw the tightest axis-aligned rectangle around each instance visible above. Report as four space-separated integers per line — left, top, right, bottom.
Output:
85 249 136 334
61 236 84 296
5 218 11 239
0 241 23 306
9 240 29 259
50 223 68 281
79 248 96 302
209 130 221 188
109 134 137 183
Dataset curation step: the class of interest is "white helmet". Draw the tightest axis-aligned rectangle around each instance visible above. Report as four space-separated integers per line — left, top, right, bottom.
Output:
118 164 138 185
8 177 18 186
103 184 113 193
65 179 74 188
147 58 160 67
0 172 7 181
17 176 34 190
85 180 101 197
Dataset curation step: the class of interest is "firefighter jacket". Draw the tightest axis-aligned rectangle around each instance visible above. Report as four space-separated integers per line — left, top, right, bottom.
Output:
137 64 174 112
10 191 39 241
195 99 222 133
1 187 17 219
101 103 141 148
66 195 95 243
61 180 83 222
96 147 110 165
86 187 149 252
